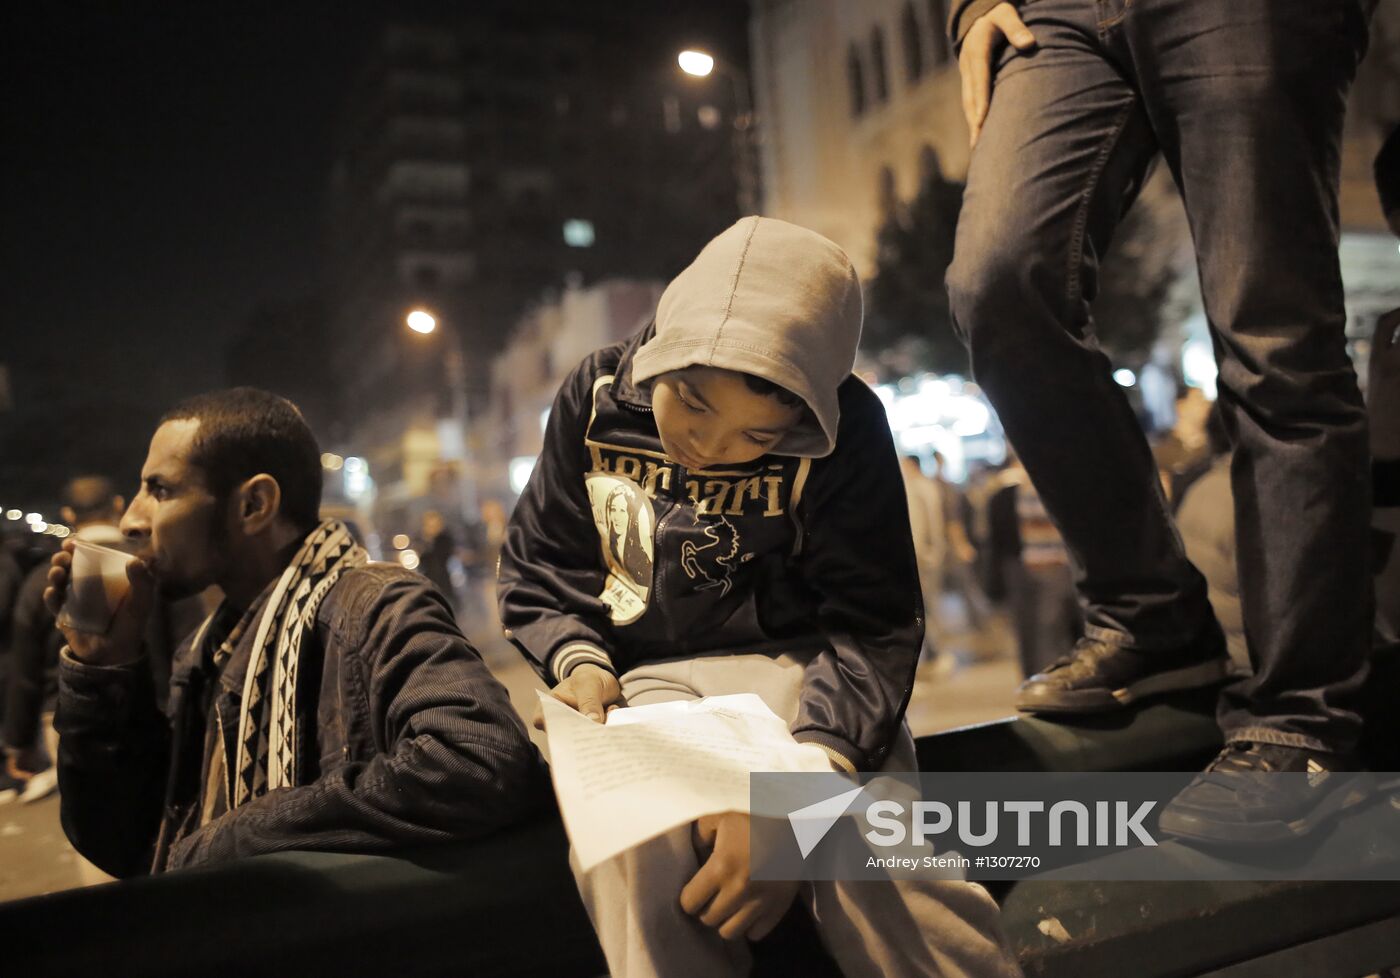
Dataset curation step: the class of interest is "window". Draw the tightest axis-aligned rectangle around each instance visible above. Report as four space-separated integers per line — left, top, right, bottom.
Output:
871 27 890 104
847 44 866 117
563 219 595 247
919 144 942 182
662 94 682 133
902 3 923 83
878 165 898 216
929 0 951 66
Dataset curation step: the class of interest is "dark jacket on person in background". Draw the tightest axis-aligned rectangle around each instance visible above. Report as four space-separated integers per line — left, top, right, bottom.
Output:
57 563 545 878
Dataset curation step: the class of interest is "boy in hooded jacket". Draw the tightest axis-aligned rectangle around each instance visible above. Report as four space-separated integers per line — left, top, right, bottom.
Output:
500 217 1021 978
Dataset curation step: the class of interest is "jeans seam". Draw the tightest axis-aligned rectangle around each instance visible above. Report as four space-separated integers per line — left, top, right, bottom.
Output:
1064 100 1135 328
1096 0 1133 32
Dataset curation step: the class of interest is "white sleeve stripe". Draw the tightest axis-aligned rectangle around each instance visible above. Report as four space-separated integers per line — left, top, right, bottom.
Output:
552 644 615 682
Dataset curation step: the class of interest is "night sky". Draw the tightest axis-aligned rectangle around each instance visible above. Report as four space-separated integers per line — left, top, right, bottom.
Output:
2 6 380 507
1 3 749 510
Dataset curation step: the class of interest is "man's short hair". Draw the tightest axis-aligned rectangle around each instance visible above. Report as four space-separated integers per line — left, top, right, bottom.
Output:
1377 125 1400 216
160 388 322 531
63 475 120 523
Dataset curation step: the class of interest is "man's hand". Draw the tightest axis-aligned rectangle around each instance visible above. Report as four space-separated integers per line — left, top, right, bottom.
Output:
959 2 1037 148
1369 311 1400 459
532 662 625 728
42 540 153 666
680 812 800 942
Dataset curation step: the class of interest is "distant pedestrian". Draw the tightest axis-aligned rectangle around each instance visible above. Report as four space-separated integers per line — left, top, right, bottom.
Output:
901 454 947 662
417 509 460 610
4 476 126 804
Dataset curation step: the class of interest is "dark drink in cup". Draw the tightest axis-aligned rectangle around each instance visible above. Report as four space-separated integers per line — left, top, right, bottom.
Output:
57 539 135 634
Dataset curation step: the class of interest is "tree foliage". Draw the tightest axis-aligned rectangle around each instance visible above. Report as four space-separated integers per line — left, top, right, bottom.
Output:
865 159 1184 378
864 166 968 377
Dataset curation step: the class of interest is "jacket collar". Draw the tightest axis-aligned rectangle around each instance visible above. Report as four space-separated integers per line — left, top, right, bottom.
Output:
610 320 658 409
171 575 280 697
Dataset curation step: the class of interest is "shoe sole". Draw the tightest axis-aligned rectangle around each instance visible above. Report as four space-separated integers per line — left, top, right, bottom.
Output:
1159 773 1376 846
1016 658 1228 714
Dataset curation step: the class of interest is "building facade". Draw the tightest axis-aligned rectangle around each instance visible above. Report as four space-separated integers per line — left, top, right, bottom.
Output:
322 2 748 533
751 0 1400 391
472 278 664 505
751 0 964 279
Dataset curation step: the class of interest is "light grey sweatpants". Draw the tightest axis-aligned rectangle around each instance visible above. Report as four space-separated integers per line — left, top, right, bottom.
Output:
570 651 1023 978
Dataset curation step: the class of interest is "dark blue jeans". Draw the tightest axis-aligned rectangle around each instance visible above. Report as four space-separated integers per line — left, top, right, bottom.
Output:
947 0 1373 752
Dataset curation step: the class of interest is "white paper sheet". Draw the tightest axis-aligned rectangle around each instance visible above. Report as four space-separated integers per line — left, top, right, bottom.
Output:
538 691 836 871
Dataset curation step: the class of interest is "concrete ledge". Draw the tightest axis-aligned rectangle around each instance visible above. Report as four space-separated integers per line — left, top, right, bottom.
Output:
7 679 1399 977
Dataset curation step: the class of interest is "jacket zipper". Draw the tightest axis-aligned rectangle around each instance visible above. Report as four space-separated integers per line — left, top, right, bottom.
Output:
652 475 680 648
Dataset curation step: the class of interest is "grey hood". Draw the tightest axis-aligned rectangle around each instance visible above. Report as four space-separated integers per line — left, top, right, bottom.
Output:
630 216 863 458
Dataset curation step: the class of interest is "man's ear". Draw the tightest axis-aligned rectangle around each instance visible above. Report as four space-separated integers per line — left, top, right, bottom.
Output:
234 474 282 536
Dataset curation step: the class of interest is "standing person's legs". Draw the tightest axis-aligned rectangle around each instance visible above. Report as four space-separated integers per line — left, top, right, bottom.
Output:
918 561 944 664
1022 564 1077 679
1130 0 1372 755
946 1 1225 711
1003 557 1038 678
1125 0 1375 835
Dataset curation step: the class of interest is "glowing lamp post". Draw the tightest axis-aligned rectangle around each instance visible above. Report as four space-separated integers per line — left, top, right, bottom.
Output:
405 308 476 520
677 48 759 214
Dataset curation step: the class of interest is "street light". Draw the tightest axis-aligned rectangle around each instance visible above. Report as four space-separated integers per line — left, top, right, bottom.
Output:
678 50 715 77
676 48 760 215
404 308 477 522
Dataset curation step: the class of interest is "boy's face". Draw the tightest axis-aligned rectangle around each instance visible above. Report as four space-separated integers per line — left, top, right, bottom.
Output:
651 366 804 469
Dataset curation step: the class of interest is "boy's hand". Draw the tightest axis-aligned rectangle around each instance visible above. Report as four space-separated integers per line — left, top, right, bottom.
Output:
960 2 1037 148
533 662 625 728
42 541 152 667
680 812 800 942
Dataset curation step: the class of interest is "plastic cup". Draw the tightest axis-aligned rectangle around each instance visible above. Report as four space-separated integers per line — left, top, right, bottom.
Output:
57 539 136 635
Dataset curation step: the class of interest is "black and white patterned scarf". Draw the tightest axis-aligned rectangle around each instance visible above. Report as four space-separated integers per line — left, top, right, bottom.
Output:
232 520 368 806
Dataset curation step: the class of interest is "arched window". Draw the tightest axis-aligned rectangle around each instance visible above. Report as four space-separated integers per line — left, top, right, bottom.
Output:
847 44 866 117
878 165 898 216
871 26 890 103
928 0 951 66
902 3 924 83
919 144 942 182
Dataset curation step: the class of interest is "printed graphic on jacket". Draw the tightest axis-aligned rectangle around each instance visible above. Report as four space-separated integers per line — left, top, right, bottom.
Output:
586 474 655 624
680 511 744 598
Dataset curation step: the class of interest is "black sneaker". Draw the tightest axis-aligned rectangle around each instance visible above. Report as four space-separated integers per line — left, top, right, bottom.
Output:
1015 632 1228 714
1159 742 1373 845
